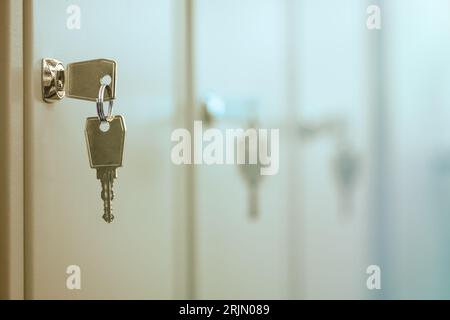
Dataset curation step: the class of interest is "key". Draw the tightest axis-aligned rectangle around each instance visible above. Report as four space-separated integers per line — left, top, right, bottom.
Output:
85 115 126 223
241 164 261 219
238 131 263 219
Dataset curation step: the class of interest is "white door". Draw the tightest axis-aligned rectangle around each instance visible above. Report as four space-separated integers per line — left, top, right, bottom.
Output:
294 0 374 299
381 0 450 299
24 0 186 299
194 0 291 299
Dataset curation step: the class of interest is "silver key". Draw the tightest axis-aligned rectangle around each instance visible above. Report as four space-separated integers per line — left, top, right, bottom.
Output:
238 133 263 219
85 116 126 223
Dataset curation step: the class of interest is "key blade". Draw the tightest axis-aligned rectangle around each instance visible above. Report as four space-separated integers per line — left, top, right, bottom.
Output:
85 116 126 169
98 167 115 223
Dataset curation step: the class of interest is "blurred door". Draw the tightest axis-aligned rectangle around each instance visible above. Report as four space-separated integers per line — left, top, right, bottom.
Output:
24 0 185 299
294 0 373 299
193 0 291 299
381 0 450 299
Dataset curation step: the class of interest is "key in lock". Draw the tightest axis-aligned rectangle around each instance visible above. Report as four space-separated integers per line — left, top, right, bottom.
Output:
85 116 126 223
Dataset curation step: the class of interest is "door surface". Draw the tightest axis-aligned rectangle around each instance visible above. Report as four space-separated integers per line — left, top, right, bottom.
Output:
194 0 291 299
294 0 373 299
381 0 450 299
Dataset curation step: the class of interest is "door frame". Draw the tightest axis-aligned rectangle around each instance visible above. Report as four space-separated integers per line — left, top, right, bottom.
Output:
0 0 25 300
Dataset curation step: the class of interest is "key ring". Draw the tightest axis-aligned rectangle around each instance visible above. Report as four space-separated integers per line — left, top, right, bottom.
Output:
96 84 114 122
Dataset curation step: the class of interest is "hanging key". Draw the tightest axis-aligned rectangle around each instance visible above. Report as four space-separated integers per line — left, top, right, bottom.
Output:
240 163 262 219
85 116 126 223
238 128 263 219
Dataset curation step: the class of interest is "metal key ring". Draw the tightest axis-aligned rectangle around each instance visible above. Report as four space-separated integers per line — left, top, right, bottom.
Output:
96 84 114 122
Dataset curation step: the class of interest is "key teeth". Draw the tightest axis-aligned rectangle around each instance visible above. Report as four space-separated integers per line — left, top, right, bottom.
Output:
98 168 116 223
103 213 115 223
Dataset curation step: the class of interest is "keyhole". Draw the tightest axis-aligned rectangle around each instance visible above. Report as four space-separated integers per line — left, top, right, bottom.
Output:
56 70 65 90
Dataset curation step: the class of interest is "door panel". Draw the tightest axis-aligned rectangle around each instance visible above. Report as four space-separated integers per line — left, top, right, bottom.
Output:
25 0 180 299
194 0 290 299
383 0 450 299
293 0 372 298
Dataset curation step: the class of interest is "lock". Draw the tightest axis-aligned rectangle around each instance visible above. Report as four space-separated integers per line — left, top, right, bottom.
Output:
42 58 116 103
